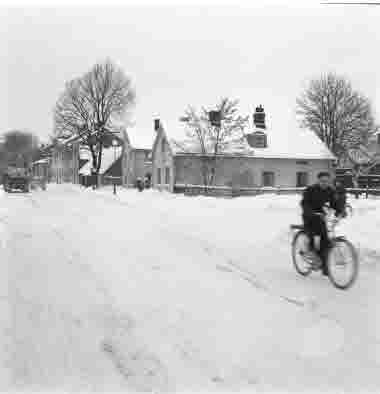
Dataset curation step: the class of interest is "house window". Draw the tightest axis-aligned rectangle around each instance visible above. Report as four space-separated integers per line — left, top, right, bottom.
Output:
165 167 170 185
157 168 161 184
262 171 275 187
296 172 309 187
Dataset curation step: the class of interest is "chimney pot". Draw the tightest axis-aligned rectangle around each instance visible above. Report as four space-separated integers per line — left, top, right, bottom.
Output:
253 105 266 129
154 118 160 131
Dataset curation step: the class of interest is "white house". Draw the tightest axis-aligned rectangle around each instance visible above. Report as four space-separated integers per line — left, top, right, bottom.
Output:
151 108 336 193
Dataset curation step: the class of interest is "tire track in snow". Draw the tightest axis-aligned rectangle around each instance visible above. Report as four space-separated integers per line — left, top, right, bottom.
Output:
90 189 327 311
23 191 171 391
155 223 376 366
81 188 307 307
28 188 380 381
158 225 309 308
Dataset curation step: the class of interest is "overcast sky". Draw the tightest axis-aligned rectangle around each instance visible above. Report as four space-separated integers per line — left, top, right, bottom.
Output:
1 3 380 145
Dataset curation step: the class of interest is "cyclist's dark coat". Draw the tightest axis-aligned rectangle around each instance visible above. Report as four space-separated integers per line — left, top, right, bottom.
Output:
301 184 345 268
301 184 342 218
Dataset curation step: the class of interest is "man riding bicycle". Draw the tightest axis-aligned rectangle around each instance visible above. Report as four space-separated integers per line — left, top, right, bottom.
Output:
300 172 345 275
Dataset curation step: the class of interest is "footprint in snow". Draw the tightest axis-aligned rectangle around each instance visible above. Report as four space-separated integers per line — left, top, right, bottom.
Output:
102 340 169 391
216 265 233 273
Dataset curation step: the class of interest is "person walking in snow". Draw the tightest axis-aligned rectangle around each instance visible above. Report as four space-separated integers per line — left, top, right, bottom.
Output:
333 179 348 218
136 177 144 192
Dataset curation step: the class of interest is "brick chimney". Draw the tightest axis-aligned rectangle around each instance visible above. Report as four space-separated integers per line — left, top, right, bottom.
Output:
154 118 160 131
246 105 268 148
247 130 267 148
253 105 266 130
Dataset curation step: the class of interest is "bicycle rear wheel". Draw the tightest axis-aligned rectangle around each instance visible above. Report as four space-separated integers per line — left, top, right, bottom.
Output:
327 238 359 290
292 231 312 276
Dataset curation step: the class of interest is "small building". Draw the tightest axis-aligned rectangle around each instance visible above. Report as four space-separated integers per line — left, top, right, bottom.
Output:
365 131 380 174
121 126 153 187
31 143 55 181
339 131 380 174
336 131 380 188
32 158 50 179
51 135 80 184
79 143 124 186
151 107 336 193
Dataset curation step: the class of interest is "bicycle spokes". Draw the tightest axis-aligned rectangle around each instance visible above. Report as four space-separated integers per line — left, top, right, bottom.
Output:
327 240 358 289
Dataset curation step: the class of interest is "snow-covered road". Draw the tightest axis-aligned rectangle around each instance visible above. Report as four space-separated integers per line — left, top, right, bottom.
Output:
1 185 380 393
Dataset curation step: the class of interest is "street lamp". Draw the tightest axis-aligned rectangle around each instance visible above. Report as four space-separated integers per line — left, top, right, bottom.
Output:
112 139 118 195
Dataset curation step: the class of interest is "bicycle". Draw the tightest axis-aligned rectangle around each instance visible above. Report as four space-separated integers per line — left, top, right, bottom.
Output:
290 207 359 290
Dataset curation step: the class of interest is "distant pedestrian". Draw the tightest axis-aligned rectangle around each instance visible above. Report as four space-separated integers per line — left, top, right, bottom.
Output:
334 179 348 218
144 176 151 189
136 177 144 192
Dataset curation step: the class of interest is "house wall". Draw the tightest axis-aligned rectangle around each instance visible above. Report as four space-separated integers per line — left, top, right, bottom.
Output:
133 150 150 184
51 142 79 184
120 126 152 187
123 147 153 187
173 156 334 188
368 133 380 155
33 162 50 178
152 132 175 191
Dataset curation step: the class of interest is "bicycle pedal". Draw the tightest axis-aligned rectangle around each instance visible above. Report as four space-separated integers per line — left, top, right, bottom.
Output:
303 252 322 269
311 259 323 270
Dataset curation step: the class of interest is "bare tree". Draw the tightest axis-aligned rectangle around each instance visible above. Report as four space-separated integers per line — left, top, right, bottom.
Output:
296 73 379 164
54 59 135 182
178 97 249 188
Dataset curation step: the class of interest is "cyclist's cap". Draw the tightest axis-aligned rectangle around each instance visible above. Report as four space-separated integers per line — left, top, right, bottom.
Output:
317 171 331 179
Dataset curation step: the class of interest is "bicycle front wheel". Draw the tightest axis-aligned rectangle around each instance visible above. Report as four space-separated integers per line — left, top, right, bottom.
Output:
292 231 312 276
327 238 359 290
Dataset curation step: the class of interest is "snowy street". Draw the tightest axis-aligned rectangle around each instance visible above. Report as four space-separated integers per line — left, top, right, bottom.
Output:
1 185 380 392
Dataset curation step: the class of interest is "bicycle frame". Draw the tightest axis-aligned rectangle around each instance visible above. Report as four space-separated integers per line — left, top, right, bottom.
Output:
325 211 340 240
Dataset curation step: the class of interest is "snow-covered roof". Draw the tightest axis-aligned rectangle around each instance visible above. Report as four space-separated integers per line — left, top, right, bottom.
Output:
57 134 81 146
167 125 335 160
79 148 92 161
79 146 123 176
32 158 49 165
105 117 154 150
126 126 154 150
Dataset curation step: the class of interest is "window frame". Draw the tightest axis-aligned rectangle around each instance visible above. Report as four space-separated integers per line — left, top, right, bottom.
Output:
165 167 170 185
296 171 309 187
157 167 161 185
262 171 275 187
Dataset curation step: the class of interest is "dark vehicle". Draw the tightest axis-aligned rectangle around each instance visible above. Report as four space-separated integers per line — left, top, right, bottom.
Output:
3 166 31 193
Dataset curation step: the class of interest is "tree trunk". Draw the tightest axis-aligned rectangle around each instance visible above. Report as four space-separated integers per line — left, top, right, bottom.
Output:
95 143 103 188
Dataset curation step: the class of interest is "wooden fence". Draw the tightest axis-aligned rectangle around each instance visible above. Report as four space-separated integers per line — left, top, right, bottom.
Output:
174 184 380 198
79 174 123 187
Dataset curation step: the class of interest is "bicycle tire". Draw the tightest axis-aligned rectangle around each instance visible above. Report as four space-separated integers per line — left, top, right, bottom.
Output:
292 230 312 276
327 238 359 290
